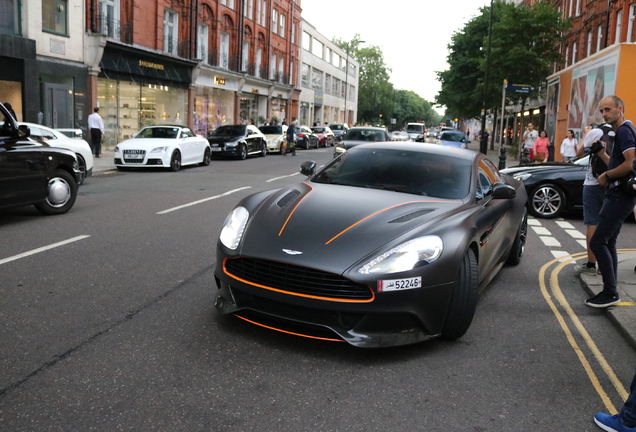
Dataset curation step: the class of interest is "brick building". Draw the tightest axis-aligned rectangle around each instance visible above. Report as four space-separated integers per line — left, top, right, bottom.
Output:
1 0 303 147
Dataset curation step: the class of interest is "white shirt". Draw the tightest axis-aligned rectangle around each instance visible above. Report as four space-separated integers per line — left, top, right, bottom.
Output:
523 129 538 149
88 112 104 133
560 137 578 158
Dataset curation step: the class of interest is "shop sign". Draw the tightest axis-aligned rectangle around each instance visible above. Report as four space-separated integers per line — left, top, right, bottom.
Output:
139 60 165 71
251 88 260 94
215 76 226 86
50 39 65 55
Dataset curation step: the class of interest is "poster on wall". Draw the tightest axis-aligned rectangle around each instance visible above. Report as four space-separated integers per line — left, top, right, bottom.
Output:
546 76 560 145
568 50 618 135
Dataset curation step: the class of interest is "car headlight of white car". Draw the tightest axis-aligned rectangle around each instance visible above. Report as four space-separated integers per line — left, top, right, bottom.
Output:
151 146 168 153
358 236 443 275
114 145 120 153
220 206 249 250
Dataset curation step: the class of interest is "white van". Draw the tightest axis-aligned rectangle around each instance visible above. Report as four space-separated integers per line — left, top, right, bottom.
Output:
405 123 426 142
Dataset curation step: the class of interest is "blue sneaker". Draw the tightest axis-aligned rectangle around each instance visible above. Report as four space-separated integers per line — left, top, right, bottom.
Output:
594 413 636 431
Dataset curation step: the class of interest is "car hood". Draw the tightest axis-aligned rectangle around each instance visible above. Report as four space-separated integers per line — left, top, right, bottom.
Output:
116 138 177 149
238 182 464 272
501 162 584 175
262 134 283 140
208 135 243 144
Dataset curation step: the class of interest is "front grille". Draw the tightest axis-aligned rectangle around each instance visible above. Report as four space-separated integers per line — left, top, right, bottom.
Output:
225 257 373 300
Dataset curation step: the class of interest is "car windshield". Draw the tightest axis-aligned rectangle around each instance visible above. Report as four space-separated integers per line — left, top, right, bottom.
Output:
312 148 471 199
312 128 326 133
211 125 246 136
344 129 385 142
259 126 283 135
136 127 180 139
440 132 465 142
406 125 424 133
330 124 344 130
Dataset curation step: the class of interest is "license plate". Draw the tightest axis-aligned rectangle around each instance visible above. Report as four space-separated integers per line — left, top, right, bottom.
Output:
127 154 143 159
211 147 222 151
377 277 422 292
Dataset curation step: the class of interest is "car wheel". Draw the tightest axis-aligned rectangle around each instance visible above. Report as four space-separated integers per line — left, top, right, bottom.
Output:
201 147 211 166
170 150 181 171
34 169 78 215
506 208 528 266
260 142 267 157
76 154 87 185
237 144 247 160
529 183 566 218
441 248 478 340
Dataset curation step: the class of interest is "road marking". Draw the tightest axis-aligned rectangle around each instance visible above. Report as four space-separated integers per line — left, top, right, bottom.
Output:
540 236 561 247
531 226 551 235
551 250 574 262
556 221 575 229
577 239 587 249
266 172 300 183
157 187 252 215
0 235 91 266
565 229 586 239
528 218 542 226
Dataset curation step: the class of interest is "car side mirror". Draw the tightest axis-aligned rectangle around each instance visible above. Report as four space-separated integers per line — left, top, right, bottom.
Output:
491 182 516 199
17 124 30 139
300 161 316 176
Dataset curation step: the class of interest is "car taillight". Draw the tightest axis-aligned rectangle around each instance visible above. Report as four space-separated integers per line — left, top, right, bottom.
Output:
297 134 305 138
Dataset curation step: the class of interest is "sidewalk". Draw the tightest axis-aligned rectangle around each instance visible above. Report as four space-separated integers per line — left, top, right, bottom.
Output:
91 150 116 174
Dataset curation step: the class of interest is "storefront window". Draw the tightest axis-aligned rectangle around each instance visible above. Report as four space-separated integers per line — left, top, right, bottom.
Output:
0 79 22 121
240 94 258 124
194 86 234 136
269 97 286 124
98 78 118 146
300 102 310 126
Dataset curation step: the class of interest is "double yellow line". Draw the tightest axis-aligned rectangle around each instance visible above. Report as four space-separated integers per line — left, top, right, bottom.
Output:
539 250 636 413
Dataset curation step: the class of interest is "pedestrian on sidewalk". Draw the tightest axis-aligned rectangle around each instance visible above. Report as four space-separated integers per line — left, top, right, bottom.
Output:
534 130 550 162
593 371 636 431
561 129 578 162
586 95 636 309
88 107 104 158
286 119 297 156
522 123 539 161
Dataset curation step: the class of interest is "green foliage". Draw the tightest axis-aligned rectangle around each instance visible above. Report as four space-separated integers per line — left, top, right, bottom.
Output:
436 1 570 120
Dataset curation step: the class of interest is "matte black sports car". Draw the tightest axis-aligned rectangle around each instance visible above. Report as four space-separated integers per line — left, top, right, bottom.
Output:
214 143 528 347
500 156 588 218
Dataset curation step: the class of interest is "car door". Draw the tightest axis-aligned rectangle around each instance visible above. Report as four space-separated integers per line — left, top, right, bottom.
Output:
246 126 260 153
473 159 516 277
0 138 47 209
181 127 201 164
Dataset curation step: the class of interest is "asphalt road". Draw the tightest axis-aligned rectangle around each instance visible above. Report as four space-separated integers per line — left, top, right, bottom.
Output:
2 146 636 431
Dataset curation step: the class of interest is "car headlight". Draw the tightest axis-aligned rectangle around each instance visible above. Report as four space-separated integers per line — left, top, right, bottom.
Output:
358 236 443 275
219 206 249 250
114 145 120 152
151 146 168 153
513 173 532 181
334 146 346 155
226 142 237 147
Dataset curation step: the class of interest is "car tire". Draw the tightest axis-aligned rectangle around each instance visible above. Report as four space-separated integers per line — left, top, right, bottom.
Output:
238 144 247 160
34 169 78 215
76 154 87 185
260 142 267 157
506 208 527 266
441 248 478 340
201 147 211 166
529 183 566 218
170 150 181 171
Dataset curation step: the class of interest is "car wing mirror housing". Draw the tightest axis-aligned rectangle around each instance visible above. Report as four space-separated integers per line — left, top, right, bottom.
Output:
300 161 316 177
17 124 30 139
492 182 516 199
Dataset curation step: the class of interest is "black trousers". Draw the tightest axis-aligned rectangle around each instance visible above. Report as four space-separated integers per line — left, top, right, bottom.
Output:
90 128 102 156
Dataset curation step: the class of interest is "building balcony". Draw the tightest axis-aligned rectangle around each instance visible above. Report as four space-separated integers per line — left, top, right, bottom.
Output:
96 15 132 44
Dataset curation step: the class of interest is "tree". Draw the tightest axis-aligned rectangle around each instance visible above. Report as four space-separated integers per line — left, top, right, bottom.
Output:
436 1 569 119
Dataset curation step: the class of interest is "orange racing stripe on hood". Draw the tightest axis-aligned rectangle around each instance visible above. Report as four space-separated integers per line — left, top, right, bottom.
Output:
278 182 314 237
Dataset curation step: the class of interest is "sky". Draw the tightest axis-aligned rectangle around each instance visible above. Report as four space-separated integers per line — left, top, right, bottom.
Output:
301 0 490 107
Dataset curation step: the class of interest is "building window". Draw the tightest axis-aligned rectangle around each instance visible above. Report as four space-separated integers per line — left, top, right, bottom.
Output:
279 14 285 37
565 45 569 67
242 40 249 71
301 63 310 88
164 9 178 55
311 67 322 91
244 0 253 19
272 9 278 34
616 9 623 44
258 0 266 26
291 21 296 45
220 31 229 69
197 23 209 62
575 0 581 16
325 74 332 95
221 0 235 9
97 0 119 39
572 41 577 64
597 25 603 51
569 0 573 17
0 0 20 35
628 4 636 42
278 55 284 82
302 31 311 51
42 0 68 35
333 77 339 95
587 30 592 56
312 38 323 58
270 53 276 79
256 46 262 78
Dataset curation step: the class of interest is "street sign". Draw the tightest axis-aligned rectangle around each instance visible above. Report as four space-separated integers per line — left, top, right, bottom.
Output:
506 83 533 93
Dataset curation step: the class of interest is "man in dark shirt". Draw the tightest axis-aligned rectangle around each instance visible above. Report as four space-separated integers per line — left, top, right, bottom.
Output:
286 119 297 156
587 95 636 308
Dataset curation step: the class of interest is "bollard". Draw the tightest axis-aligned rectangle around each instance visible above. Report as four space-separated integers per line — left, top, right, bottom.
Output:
498 145 507 170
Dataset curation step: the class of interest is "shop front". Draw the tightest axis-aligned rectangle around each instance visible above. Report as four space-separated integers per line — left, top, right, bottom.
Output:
97 43 196 146
193 72 236 136
0 34 37 122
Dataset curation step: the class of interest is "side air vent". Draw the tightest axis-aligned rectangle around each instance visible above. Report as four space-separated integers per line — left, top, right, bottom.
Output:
388 209 433 223
277 190 300 208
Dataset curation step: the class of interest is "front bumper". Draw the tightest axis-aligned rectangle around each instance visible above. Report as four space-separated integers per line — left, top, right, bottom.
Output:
213 264 454 348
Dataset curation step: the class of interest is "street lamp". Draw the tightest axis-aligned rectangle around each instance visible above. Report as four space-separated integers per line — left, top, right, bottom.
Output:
344 40 365 125
479 0 494 155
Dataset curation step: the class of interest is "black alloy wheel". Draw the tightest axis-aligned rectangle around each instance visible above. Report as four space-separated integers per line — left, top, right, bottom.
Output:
506 208 528 265
238 144 247 160
201 147 211 166
529 183 566 218
260 141 267 157
441 248 478 340
170 150 182 171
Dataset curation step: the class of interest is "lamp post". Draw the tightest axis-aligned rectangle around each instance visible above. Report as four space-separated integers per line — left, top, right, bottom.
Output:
343 40 364 125
479 0 494 155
